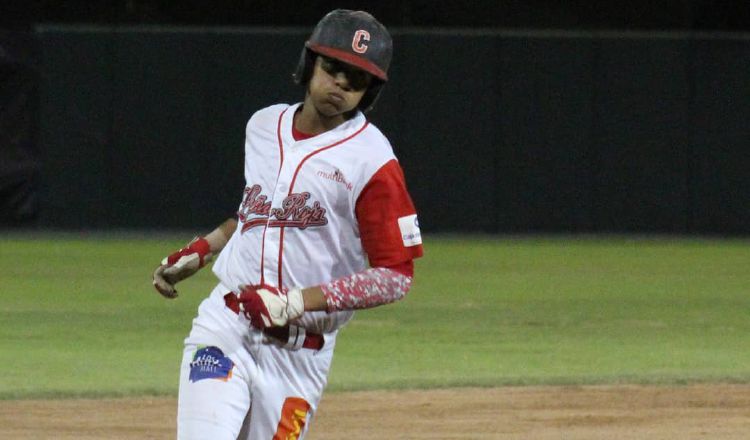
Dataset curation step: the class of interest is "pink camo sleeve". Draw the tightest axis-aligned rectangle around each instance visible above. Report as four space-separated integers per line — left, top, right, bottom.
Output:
320 267 413 312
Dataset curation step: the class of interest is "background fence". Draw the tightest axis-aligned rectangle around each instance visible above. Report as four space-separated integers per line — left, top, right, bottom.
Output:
2 25 749 234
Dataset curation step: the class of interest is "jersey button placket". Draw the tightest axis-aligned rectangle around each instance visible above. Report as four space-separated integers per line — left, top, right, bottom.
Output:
264 154 294 285
276 147 301 196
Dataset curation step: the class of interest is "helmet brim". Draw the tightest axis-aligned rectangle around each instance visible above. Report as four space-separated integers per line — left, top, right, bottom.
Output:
306 42 388 82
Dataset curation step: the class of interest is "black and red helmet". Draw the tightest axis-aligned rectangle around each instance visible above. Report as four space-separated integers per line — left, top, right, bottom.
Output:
294 9 393 112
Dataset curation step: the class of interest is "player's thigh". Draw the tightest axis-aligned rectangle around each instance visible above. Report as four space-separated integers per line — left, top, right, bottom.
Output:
243 391 317 440
242 346 331 440
177 344 251 440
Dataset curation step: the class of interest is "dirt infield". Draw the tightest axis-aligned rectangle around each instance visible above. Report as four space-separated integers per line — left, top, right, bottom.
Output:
1 384 749 439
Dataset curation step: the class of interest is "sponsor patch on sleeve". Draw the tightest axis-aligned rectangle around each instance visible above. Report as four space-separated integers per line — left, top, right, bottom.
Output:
397 214 422 247
189 346 234 382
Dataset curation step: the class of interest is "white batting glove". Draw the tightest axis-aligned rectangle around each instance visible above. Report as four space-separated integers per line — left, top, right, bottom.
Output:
237 285 305 329
152 237 212 298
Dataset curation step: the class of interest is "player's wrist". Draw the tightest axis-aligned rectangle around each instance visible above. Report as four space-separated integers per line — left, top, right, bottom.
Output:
187 237 212 266
299 286 328 312
164 236 212 267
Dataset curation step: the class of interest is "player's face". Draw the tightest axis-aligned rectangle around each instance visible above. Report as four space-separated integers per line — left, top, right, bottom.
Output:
307 55 372 117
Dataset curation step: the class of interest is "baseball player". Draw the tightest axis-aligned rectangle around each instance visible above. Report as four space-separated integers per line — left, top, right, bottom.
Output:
152 9 423 439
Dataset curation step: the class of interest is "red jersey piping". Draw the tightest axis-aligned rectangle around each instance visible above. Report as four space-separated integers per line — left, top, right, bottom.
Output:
276 120 370 287
258 107 288 285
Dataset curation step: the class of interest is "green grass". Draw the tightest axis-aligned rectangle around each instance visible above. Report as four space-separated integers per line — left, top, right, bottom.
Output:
1 234 749 399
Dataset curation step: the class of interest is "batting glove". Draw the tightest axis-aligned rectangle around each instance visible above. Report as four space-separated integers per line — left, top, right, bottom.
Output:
152 237 212 299
237 284 305 329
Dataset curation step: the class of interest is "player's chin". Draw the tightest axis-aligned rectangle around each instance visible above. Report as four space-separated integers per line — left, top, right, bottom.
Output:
316 98 353 117
318 100 341 114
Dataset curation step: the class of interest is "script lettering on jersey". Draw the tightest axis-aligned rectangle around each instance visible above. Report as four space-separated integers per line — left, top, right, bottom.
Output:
238 184 328 233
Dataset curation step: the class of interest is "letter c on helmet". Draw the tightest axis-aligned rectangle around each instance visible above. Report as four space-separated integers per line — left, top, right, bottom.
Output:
352 30 370 53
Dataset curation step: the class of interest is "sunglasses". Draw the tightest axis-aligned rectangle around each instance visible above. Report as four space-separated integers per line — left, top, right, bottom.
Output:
318 55 372 91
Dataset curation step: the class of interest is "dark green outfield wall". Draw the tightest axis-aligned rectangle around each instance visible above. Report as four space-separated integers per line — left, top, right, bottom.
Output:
30 28 750 233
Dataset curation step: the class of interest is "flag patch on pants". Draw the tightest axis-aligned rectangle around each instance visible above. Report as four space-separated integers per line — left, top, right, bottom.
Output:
189 346 234 382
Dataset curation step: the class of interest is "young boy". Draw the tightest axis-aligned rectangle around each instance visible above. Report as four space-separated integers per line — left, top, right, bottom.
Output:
153 9 423 439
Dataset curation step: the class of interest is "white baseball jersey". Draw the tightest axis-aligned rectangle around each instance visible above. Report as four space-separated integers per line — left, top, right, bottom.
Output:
178 102 423 439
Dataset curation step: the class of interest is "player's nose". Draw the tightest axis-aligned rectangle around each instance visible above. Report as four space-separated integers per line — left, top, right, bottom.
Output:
333 72 352 92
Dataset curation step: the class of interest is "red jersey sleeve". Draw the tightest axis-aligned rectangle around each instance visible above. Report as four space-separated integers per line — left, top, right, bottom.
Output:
355 159 424 267
386 260 414 277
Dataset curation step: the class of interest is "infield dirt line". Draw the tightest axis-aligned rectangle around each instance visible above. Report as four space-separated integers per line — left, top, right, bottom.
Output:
1 384 748 439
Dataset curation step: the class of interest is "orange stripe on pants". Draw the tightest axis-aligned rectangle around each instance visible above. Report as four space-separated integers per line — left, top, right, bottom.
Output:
273 397 311 440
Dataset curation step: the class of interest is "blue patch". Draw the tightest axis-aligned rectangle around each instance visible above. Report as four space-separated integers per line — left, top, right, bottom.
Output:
189 346 234 383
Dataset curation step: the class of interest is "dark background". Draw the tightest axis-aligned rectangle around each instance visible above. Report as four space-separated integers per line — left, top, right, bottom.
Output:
3 1 750 31
2 2 749 234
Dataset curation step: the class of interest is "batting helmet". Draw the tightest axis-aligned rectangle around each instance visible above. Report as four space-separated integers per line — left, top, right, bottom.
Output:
294 9 393 113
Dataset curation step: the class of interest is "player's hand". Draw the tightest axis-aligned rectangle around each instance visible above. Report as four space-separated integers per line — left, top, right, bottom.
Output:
152 237 213 299
237 284 304 329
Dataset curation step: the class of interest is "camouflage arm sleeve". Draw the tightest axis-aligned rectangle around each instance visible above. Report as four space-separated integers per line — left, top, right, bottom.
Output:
320 267 413 312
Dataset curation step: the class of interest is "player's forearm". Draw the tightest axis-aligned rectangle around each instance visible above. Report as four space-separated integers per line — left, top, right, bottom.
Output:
301 267 413 312
204 218 238 253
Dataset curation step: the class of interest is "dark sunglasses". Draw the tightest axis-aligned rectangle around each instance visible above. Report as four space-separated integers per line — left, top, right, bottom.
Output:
318 55 372 91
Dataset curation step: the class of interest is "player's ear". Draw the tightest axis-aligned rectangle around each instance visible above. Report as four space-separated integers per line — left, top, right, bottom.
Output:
294 49 317 85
